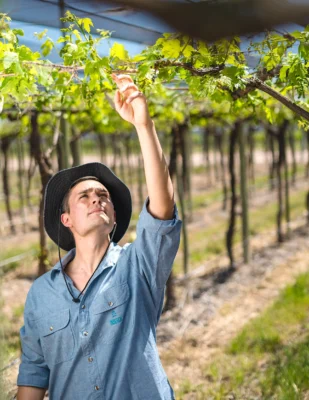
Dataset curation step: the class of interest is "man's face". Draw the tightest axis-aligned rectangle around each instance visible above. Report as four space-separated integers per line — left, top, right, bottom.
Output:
61 180 116 239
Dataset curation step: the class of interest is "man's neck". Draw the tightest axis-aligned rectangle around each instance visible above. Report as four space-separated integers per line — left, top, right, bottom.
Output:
68 234 111 276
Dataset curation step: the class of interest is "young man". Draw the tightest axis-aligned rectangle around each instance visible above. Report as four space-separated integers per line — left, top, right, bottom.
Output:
17 75 182 399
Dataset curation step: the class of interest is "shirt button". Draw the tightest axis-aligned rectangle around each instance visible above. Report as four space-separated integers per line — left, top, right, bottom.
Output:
83 331 88 336
50 326 53 331
88 357 93 363
95 386 100 391
81 304 86 309
108 301 114 307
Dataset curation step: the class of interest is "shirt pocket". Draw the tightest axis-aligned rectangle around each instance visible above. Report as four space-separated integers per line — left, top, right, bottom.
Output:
92 282 134 344
37 308 75 366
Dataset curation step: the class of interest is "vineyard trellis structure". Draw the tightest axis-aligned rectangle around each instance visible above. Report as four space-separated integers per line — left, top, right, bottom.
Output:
0 11 309 312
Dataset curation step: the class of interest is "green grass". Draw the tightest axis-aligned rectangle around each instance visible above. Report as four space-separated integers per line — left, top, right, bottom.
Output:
0 243 39 273
228 274 309 356
0 295 15 399
177 379 207 400
176 272 309 399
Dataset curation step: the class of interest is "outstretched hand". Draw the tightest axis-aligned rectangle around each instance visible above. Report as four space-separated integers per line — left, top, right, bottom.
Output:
112 73 152 128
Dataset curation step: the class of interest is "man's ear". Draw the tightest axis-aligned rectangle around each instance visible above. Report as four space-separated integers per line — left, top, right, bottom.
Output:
114 211 116 223
61 212 72 228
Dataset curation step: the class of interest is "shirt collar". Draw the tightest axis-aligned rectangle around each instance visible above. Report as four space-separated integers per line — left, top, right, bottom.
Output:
51 241 122 277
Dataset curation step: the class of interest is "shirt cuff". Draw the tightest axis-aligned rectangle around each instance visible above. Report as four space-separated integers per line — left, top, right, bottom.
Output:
137 197 180 235
17 351 49 389
17 372 49 389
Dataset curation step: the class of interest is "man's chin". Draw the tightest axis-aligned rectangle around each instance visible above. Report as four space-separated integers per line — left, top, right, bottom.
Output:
99 213 110 224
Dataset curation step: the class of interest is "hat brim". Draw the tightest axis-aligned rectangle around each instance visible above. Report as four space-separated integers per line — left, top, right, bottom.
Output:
44 163 132 251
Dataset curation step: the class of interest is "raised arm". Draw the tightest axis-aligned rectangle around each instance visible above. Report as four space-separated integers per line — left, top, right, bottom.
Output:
112 74 174 220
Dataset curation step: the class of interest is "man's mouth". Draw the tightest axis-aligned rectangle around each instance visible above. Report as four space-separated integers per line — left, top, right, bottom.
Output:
89 208 106 215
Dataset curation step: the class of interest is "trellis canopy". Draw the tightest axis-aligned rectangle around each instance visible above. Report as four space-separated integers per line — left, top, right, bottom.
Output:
1 0 173 61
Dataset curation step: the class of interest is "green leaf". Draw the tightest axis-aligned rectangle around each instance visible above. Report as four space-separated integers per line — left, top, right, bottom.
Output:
138 63 151 78
57 36 69 44
291 31 302 39
41 38 54 57
183 44 195 58
34 29 48 40
280 66 289 81
109 43 128 60
96 29 111 39
37 66 54 86
12 28 24 37
1 30 16 43
3 51 19 69
18 45 40 62
198 41 210 57
81 18 93 33
161 39 181 58
73 29 82 41
298 42 309 60
222 66 240 79
265 107 275 124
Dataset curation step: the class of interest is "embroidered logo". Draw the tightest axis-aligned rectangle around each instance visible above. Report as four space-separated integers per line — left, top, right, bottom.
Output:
110 310 123 325
110 316 123 325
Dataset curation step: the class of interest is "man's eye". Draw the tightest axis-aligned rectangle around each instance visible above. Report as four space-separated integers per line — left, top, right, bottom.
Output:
80 194 87 198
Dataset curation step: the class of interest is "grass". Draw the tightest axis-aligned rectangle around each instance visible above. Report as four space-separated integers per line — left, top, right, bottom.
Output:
0 243 39 272
0 295 14 400
177 379 207 399
176 271 309 399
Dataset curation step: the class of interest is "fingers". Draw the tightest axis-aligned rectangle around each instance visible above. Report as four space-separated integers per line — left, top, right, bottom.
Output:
119 83 138 94
112 73 144 106
112 73 133 89
112 73 132 82
114 90 123 112
125 91 144 104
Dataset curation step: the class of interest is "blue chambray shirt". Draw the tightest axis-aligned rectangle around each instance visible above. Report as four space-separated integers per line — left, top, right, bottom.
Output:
17 198 182 400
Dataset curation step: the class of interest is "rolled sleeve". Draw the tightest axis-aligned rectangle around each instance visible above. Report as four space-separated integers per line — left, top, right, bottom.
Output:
17 305 49 389
137 197 181 236
133 197 182 291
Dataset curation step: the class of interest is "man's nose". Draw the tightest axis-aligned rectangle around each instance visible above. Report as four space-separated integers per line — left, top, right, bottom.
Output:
92 195 105 205
91 193 100 203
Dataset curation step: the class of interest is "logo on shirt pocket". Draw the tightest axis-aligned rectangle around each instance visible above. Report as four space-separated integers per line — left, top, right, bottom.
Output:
37 308 75 367
92 282 134 344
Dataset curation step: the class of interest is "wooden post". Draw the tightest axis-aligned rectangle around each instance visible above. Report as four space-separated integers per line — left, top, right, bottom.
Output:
239 123 250 264
30 112 53 276
175 124 189 277
1 135 17 235
164 126 178 312
226 122 239 269
70 127 82 167
17 137 27 233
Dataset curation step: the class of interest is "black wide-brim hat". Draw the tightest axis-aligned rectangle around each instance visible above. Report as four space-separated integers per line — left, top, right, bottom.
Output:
44 162 132 251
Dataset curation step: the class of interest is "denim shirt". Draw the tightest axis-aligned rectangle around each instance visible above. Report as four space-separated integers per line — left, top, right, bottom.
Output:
17 198 182 400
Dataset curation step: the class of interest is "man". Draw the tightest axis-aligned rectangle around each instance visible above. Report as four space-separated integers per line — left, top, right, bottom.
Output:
17 74 182 399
